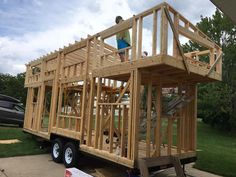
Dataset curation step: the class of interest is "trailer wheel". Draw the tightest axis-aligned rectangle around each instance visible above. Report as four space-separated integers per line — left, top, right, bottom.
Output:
63 142 78 168
51 138 63 163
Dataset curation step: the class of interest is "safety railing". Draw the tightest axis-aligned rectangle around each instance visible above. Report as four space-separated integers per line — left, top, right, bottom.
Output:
93 2 222 76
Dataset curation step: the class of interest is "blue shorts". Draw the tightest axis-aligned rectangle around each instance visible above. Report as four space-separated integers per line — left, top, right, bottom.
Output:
117 39 130 54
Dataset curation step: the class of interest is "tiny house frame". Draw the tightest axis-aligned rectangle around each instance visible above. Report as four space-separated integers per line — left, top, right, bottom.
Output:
24 2 222 170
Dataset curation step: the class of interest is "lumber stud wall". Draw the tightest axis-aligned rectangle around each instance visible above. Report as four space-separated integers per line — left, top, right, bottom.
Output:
23 2 221 168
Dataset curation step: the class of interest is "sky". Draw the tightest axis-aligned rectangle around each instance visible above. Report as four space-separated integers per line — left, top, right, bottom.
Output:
0 0 217 75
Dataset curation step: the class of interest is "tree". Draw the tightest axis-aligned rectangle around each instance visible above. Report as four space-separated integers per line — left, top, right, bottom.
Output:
183 9 236 131
0 73 27 105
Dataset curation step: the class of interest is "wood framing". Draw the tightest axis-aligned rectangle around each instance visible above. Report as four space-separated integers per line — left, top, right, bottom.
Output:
23 2 222 170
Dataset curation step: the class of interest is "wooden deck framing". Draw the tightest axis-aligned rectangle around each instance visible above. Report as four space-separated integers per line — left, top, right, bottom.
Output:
23 2 222 169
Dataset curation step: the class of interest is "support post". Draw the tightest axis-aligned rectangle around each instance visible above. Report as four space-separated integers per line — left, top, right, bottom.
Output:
132 69 141 161
137 17 143 59
127 73 134 159
131 17 137 60
99 103 104 150
167 117 173 155
109 105 115 153
146 77 152 157
50 52 61 130
152 10 157 56
24 88 33 129
121 105 128 157
81 39 90 143
155 81 162 156
177 84 182 153
87 77 95 146
36 84 45 131
193 85 197 150
94 77 102 148
173 13 179 57
160 6 168 55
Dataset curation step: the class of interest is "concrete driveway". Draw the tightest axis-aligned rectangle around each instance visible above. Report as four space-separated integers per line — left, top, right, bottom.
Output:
0 154 64 177
0 154 222 177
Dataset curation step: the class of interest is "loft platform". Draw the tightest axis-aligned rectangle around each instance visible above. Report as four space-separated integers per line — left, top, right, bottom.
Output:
93 54 221 86
23 2 222 172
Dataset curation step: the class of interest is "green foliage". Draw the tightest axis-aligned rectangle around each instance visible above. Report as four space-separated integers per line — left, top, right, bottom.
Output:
0 73 27 105
198 82 234 130
196 121 236 177
183 9 236 132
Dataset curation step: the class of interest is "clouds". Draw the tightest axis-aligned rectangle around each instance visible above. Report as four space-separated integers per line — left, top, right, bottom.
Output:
0 0 216 75
0 0 134 74
127 0 216 24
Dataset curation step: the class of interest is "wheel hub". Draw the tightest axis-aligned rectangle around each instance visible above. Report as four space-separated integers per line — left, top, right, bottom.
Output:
53 143 60 158
65 147 73 164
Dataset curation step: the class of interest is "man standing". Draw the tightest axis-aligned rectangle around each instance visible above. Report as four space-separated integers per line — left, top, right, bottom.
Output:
115 16 131 62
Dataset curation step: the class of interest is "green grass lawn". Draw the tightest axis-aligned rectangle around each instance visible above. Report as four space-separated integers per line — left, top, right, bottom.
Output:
196 121 236 177
0 125 48 158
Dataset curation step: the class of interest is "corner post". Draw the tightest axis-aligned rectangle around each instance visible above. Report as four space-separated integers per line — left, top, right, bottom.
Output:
160 5 168 55
132 69 141 161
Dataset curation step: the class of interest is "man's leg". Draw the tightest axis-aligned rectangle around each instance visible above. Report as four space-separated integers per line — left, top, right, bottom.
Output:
119 53 125 62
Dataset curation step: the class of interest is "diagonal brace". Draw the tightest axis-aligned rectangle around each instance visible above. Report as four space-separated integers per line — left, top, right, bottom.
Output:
164 6 190 74
206 52 222 76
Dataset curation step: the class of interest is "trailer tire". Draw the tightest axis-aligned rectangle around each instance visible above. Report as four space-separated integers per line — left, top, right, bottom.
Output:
63 142 78 168
51 138 63 163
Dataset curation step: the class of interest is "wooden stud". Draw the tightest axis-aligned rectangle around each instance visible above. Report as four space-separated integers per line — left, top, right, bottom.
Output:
94 77 102 148
137 17 143 59
118 105 121 132
131 17 137 60
109 105 115 153
181 88 186 151
33 88 41 130
167 117 173 155
49 52 61 130
217 49 222 76
82 39 90 143
98 104 104 150
155 81 162 157
173 13 179 57
146 77 152 157
184 86 190 152
152 10 157 55
56 84 63 128
132 69 141 160
177 84 182 154
121 105 128 157
36 84 45 131
100 38 104 67
209 48 215 66
189 85 195 150
160 6 168 55
127 73 133 159
28 88 34 129
24 88 32 128
193 85 197 150
87 77 95 146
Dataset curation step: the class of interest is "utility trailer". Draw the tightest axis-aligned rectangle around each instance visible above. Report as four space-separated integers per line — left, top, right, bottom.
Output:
23 2 222 176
